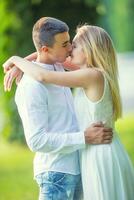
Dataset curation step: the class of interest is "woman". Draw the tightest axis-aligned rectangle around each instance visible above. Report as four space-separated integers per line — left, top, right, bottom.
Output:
3 25 134 199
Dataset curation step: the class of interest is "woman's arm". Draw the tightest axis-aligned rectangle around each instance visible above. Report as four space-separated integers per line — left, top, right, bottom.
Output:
3 52 37 73
25 52 37 62
3 52 37 91
3 56 99 88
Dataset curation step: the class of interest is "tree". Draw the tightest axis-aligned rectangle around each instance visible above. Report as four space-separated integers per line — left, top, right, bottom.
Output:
100 0 134 52
0 0 101 143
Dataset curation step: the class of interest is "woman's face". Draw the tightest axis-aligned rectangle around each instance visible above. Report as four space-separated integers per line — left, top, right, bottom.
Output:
70 36 87 68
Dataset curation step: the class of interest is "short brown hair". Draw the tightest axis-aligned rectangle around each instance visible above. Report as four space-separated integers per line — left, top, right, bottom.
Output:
32 17 69 50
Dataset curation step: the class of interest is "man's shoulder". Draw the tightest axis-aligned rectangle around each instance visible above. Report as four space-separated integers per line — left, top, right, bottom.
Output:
15 75 48 100
18 74 47 90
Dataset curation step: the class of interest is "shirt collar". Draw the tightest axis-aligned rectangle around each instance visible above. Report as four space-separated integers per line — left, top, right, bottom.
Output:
33 61 55 71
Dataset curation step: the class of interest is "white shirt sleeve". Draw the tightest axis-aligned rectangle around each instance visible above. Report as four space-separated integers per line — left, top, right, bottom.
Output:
15 80 85 154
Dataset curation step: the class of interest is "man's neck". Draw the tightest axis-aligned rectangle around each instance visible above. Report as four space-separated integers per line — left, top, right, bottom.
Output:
36 54 54 65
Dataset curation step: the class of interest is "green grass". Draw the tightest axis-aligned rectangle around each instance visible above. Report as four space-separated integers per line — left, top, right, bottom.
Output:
0 141 38 200
115 114 134 163
0 114 134 200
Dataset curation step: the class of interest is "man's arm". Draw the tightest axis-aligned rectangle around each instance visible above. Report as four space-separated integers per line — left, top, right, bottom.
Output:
16 82 85 154
17 81 112 155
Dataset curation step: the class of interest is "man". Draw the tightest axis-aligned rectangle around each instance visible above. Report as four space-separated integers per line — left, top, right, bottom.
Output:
3 17 112 200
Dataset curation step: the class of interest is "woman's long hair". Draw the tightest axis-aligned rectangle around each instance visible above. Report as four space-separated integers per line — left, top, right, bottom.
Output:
76 25 122 120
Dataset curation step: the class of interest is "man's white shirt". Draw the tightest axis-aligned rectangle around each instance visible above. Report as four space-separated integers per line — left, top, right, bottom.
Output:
15 62 85 177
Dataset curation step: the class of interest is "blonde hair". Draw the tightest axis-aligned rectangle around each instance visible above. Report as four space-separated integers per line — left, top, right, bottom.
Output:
76 25 122 120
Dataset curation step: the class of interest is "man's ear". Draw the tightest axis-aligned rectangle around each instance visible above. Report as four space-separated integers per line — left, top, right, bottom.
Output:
41 46 49 52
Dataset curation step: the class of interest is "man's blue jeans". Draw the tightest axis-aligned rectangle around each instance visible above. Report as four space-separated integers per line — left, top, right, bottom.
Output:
35 171 83 200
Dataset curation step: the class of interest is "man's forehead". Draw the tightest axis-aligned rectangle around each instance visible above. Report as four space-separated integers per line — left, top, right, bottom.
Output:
54 32 70 43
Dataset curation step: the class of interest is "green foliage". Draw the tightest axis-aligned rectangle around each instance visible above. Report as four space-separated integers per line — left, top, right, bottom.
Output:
115 114 134 161
1 0 134 143
0 0 100 143
100 0 134 52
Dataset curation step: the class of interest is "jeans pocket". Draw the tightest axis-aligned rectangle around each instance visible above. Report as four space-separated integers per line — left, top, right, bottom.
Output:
49 172 66 184
35 172 66 186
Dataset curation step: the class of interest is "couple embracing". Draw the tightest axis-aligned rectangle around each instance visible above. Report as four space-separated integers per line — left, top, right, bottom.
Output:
3 17 134 200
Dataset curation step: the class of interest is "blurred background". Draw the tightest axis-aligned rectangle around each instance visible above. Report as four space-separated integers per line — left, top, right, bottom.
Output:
0 0 134 199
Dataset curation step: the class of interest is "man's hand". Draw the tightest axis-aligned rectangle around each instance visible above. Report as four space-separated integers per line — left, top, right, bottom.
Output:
4 67 23 91
84 122 113 144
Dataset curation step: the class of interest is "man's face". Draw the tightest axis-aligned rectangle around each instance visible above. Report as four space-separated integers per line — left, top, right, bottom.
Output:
48 32 72 63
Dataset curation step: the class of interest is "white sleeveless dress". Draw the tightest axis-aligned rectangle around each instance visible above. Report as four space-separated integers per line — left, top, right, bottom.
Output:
74 74 134 200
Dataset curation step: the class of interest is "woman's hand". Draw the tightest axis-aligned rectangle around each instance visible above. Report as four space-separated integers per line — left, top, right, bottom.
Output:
4 66 23 91
3 52 37 91
3 56 15 73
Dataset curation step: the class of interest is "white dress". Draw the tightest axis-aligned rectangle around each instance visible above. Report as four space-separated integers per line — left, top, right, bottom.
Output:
74 74 134 200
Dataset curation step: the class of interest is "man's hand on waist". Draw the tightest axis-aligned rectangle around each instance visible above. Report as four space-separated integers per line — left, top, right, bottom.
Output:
84 122 113 144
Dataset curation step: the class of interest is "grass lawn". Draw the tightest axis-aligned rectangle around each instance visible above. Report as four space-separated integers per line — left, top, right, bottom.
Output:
0 141 38 200
115 114 134 162
0 114 134 200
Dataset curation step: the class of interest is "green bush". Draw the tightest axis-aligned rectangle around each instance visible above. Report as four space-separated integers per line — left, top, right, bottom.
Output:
0 0 100 143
